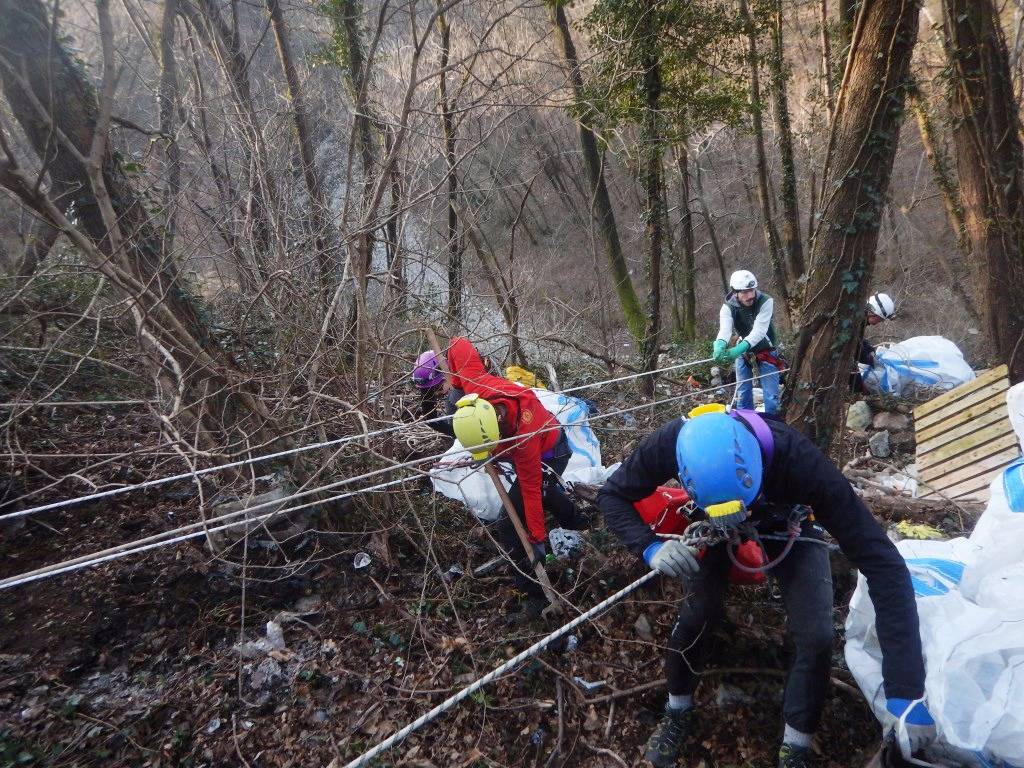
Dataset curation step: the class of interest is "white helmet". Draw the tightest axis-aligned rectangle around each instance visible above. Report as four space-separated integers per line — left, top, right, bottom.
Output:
866 292 895 320
729 270 758 291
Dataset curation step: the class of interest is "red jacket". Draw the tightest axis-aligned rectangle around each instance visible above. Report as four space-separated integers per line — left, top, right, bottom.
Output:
447 337 560 543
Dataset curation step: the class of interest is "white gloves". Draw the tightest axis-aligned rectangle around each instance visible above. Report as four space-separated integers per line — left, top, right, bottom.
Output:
643 540 701 579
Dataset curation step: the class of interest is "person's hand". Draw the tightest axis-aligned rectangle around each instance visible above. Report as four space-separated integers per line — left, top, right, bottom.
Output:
725 340 751 362
885 698 936 758
531 542 553 567
643 540 700 579
712 339 728 362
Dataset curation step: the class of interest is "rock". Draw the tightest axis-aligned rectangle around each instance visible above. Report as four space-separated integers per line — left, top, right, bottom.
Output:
249 657 281 690
846 401 873 431
714 682 755 708
869 430 891 458
872 411 911 432
265 621 286 651
634 613 654 643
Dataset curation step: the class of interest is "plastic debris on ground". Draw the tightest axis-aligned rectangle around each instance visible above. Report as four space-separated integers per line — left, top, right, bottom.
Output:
572 676 606 693
504 365 545 389
861 336 975 398
893 521 945 541
430 388 606 522
845 382 1024 767
353 552 371 570
548 527 585 559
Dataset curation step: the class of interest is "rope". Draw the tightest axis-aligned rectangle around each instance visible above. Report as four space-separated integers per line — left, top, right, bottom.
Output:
3 356 714 522
342 570 660 768
0 476 414 590
0 366 786 590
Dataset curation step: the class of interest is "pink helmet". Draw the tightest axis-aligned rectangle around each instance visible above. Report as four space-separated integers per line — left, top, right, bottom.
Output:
412 350 444 389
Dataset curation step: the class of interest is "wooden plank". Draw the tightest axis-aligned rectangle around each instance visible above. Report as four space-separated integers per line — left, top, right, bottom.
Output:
919 449 1019 494
921 483 991 503
925 475 995 505
917 403 1008 454
916 397 1008 444
918 419 1016 464
914 378 1009 431
913 365 1008 420
919 432 1020 482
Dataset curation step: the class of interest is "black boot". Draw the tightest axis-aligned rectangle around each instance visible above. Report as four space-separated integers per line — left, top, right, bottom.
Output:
644 706 694 767
778 744 816 768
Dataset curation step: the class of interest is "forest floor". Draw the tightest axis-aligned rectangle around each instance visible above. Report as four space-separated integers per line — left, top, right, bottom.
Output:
0 388 974 768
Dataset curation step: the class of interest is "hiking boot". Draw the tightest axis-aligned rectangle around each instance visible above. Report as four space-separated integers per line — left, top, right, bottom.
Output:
644 706 694 767
778 744 816 768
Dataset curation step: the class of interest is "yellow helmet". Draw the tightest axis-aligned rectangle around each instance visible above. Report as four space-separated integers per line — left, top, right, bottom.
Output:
452 393 501 460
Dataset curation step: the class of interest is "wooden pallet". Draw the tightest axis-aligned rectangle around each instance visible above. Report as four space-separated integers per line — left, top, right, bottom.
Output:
914 364 1019 502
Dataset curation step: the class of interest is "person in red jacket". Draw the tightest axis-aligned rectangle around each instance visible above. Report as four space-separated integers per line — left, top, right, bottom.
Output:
445 337 588 611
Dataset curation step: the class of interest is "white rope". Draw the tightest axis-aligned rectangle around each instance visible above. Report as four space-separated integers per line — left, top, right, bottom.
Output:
0 366 787 591
342 570 660 768
0 476 414 590
4 356 715 522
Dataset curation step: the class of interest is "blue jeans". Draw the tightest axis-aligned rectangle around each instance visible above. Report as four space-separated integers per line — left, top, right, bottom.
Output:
735 355 780 414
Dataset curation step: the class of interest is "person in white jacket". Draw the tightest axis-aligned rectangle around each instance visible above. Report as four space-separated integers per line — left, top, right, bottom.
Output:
713 270 782 414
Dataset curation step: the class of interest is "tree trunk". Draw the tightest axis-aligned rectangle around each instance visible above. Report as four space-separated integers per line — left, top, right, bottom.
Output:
942 0 1024 381
549 2 645 345
770 0 805 289
820 0 836 121
905 76 979 319
437 2 462 323
639 39 663 397
674 145 697 340
692 150 729 293
0 0 273 448
158 0 181 260
265 0 334 293
784 0 920 447
738 0 791 322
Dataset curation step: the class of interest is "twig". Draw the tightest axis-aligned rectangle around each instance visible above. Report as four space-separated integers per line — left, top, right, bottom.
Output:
543 678 564 768
603 699 615 740
583 740 628 768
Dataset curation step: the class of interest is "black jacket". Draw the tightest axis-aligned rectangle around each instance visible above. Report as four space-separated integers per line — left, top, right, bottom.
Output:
597 415 925 699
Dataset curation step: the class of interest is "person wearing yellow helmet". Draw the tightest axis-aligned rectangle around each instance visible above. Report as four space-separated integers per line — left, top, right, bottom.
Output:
451 385 589 615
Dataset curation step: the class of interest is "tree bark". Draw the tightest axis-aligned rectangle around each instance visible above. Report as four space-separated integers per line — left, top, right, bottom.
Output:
639 36 664 397
674 145 696 340
770 0 805 288
549 2 645 345
265 0 334 293
820 0 836 121
905 76 978 319
784 0 920 447
738 0 791 322
437 2 462 323
158 0 181 260
942 0 1024 381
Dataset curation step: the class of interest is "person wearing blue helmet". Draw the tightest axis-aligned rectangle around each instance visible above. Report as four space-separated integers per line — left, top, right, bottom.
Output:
597 407 933 768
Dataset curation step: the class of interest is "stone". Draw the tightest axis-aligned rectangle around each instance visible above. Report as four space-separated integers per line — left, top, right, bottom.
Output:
869 430 891 458
846 400 873 431
872 411 911 432
634 613 654 643
714 682 755 708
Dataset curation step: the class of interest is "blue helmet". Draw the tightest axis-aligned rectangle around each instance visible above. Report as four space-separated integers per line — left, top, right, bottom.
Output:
675 412 763 508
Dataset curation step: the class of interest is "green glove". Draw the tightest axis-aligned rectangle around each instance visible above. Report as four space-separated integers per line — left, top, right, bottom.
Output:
712 339 728 362
725 340 751 362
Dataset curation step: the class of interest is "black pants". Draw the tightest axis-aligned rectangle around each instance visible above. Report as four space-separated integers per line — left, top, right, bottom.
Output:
489 431 588 598
665 528 834 733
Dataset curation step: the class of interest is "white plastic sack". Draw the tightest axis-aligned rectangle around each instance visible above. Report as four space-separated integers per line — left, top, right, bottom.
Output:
861 335 975 397
845 386 1024 767
430 388 604 523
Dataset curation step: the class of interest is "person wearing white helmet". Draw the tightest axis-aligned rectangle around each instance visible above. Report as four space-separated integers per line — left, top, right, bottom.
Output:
713 270 783 414
860 292 896 367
